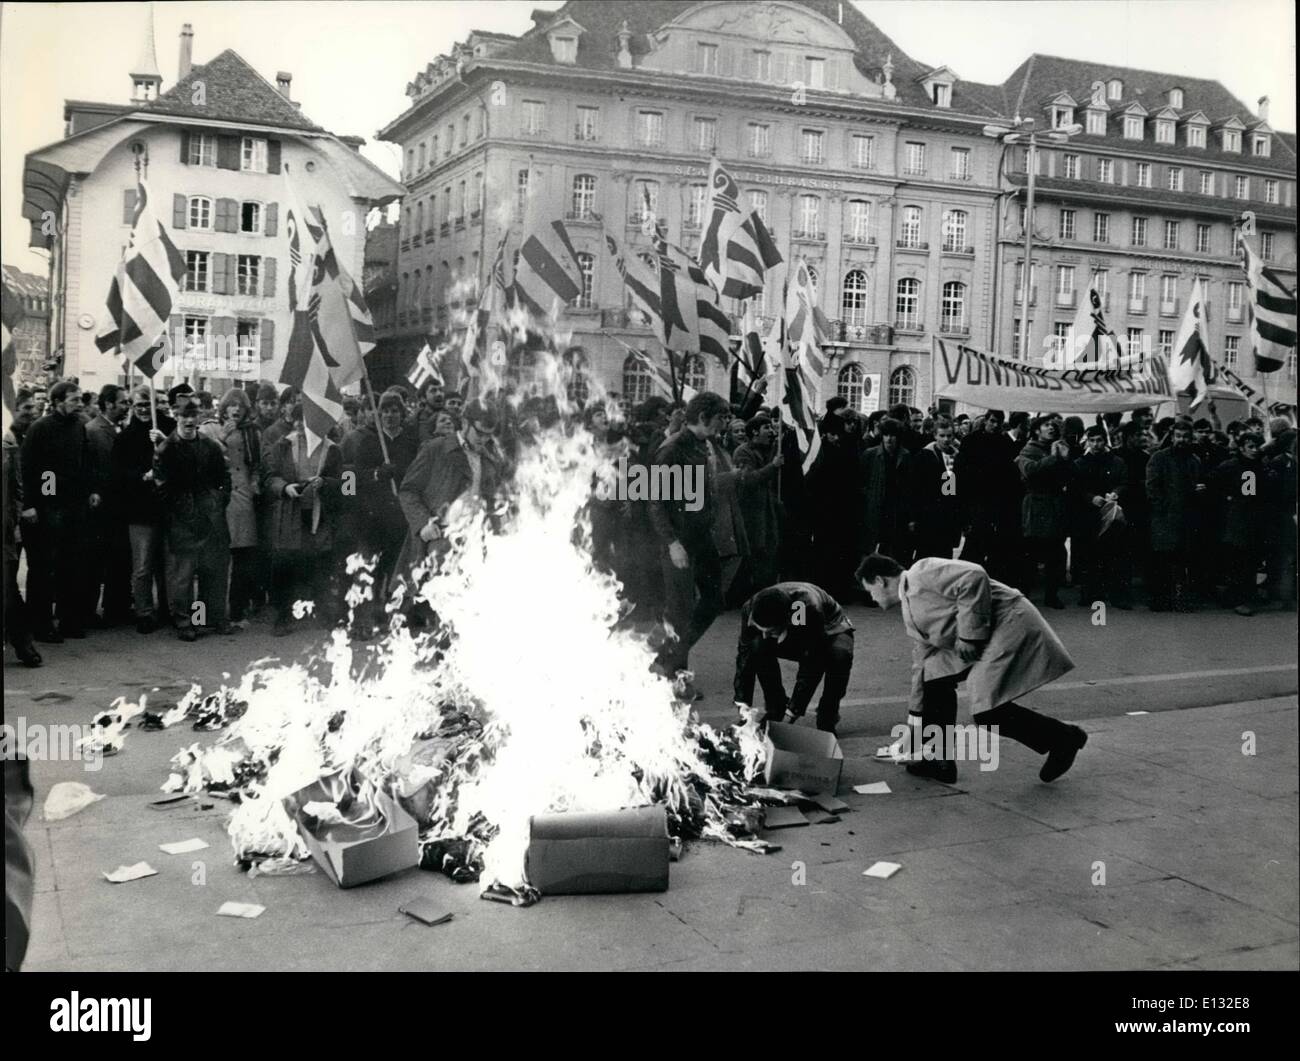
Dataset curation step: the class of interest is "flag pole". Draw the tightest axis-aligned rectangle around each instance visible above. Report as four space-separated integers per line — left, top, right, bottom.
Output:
359 362 397 498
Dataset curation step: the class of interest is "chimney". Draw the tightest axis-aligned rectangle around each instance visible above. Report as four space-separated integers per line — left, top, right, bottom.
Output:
276 72 293 100
339 134 365 152
1258 95 1270 122
179 23 193 80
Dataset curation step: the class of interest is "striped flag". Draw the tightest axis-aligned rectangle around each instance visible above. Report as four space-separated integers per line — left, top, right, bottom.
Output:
513 219 584 320
604 329 694 402
406 341 444 390
1239 212 1297 374
737 298 766 390
93 178 185 377
651 226 732 367
1169 277 1214 408
279 163 344 456
2 280 22 433
463 232 512 392
302 205 374 390
699 158 783 300
784 257 830 384
1067 285 1122 367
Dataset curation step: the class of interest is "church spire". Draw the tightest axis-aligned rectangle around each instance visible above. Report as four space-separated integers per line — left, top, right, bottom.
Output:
129 4 163 102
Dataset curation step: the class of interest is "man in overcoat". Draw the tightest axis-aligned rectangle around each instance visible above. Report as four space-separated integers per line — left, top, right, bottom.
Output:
858 553 1086 785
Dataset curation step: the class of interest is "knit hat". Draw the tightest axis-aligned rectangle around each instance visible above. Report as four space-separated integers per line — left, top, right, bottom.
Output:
256 383 279 402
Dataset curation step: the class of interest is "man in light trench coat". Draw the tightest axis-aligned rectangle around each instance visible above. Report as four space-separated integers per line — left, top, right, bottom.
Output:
857 553 1087 784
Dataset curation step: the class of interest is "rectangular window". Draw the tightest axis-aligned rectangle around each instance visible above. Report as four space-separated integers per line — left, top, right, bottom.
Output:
1196 223 1211 253
1261 232 1274 259
694 116 718 152
1164 220 1180 250
1235 175 1249 199
522 100 546 135
1092 269 1109 297
183 317 209 358
1057 265 1076 296
752 50 771 80
236 320 260 369
933 83 951 107
1265 179 1279 204
575 106 599 141
1155 120 1174 144
188 133 216 167
1126 327 1145 358
241 137 268 173
1093 213 1110 243
634 180 659 224
1225 335 1239 366
905 141 926 175
848 201 870 241
1253 134 1271 157
1161 275 1178 303
1086 110 1106 135
748 122 771 156
1167 167 1183 192
688 185 708 228
236 254 261 296
852 134 874 169
445 123 455 154
1012 319 1027 358
188 197 212 231
805 56 825 88
1063 153 1079 180
1187 125 1205 148
1059 209 1076 240
798 195 820 236
637 111 664 147
1052 322 1073 360
1135 162 1151 188
1132 217 1148 246
1124 115 1143 139
748 189 768 222
1200 171 1214 196
184 251 209 293
698 43 718 74
1098 158 1114 183
950 147 971 180
801 129 824 164
240 202 262 234
554 36 577 63
1224 130 1241 152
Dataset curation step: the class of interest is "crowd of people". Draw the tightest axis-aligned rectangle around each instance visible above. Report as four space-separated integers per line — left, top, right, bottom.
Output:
3 371 1297 679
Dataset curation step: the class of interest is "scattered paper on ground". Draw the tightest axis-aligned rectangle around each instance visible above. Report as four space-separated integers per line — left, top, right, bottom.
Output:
762 806 811 829
1126 711 1150 716
43 782 106 821
103 862 158 883
864 861 902 879
854 782 892 795
217 902 265 919
802 792 850 814
248 857 316 878
158 838 209 855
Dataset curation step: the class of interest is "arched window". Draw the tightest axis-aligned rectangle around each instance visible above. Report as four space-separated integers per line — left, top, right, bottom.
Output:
941 281 966 332
575 252 595 308
841 269 869 327
1107 78 1123 101
942 209 968 252
895 278 921 329
623 352 655 404
888 366 916 408
901 206 923 248
572 174 597 220
837 362 865 412
680 353 707 393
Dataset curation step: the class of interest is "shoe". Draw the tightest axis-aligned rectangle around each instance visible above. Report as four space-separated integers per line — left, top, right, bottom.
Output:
14 641 42 667
136 618 158 635
1044 595 1065 610
34 628 64 644
906 759 958 784
1040 725 1087 783
1233 604 1255 617
177 627 198 643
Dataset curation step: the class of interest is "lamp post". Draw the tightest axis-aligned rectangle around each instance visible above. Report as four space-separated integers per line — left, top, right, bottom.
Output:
984 118 1081 362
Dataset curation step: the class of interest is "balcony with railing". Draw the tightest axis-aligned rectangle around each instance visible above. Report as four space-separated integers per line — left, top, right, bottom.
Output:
827 320 893 345
940 318 970 336
904 165 927 177
941 242 975 256
574 124 598 142
949 170 972 182
896 238 929 252
793 228 825 241
894 316 924 334
440 221 451 237
843 232 876 246
1128 296 1149 314
1159 298 1180 317
424 228 435 242
1055 290 1077 309
565 208 600 225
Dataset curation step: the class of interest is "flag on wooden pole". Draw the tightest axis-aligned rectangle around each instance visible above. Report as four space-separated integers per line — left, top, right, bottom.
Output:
699 157 783 300
1239 211 1297 375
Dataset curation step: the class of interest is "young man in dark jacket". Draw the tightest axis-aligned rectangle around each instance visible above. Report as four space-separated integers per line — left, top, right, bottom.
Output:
649 390 730 681
910 417 962 562
154 397 234 641
1016 416 1073 608
19 380 98 640
1214 431 1270 616
1145 417 1203 611
1070 426 1128 606
733 582 854 735
112 387 175 632
860 418 914 563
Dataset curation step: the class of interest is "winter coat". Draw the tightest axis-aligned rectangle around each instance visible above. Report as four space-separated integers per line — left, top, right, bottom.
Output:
900 557 1075 716
733 582 854 709
731 441 782 560
1214 455 1269 550
647 429 716 550
260 434 344 554
708 441 749 563
1070 451 1127 537
85 413 119 503
395 434 502 575
909 442 962 548
112 414 176 526
1116 446 1151 536
859 444 913 551
21 411 93 512
215 421 262 548
1016 439 1072 540
153 432 232 553
1145 446 1202 553
352 423 421 549
3 431 21 562
953 430 1018 521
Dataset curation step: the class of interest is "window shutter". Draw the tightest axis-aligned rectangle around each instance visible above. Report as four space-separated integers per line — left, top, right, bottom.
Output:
262 257 276 298
264 202 279 236
216 198 238 233
212 253 229 295
213 316 237 344
217 135 240 170
267 140 282 174
180 131 190 164
124 188 139 224
172 193 187 229
260 319 275 361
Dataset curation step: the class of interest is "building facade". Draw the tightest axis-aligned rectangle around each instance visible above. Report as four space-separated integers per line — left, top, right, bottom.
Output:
22 21 402 393
1 265 51 386
996 58 1298 410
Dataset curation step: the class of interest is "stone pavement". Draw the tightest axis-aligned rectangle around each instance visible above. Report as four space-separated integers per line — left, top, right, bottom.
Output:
17 691 1298 971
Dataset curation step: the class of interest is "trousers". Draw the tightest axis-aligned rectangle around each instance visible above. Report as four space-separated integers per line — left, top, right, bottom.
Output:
165 539 230 630
657 537 724 674
753 631 854 732
916 672 1074 759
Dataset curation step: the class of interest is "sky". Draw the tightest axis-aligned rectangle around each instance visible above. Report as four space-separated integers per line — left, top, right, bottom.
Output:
1 0 1294 275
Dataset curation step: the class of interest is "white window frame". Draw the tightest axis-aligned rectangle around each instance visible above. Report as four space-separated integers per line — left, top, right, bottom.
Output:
236 254 261 296
1252 134 1270 158
183 315 209 358
188 133 216 167
240 201 263 235
1164 221 1180 250
688 184 708 228
575 106 599 142
941 281 966 330
950 147 971 180
1223 129 1241 153
1155 120 1175 144
575 252 595 309
187 196 213 231
801 129 824 165
698 42 719 75
522 100 546 136
1168 167 1184 192
571 174 597 220
1124 115 1143 140
235 320 260 368
748 189 768 222
1157 329 1174 358
933 82 951 107
1261 232 1275 259
637 110 664 147
852 134 874 169
1224 335 1239 366
895 279 921 327
848 200 871 242
1196 223 1211 254
240 137 268 174
1063 153 1079 180
797 194 820 236
1059 209 1076 241
748 122 771 157
695 116 718 153
554 36 577 64
1093 213 1110 243
1187 124 1206 148
943 209 967 251
1098 158 1114 184
1086 110 1106 135
753 50 771 81
841 271 869 326
1107 79 1123 101
1199 172 1214 196
1132 217 1148 246
806 56 826 89
905 141 926 176
1135 162 1151 188
901 206 923 248
184 251 210 293
1264 179 1279 205
1129 272 1147 299
1235 175 1250 200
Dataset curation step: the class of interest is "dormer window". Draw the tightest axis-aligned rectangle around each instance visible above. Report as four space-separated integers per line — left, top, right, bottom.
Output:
806 56 826 89
1252 134 1271 157
933 83 951 107
1085 110 1107 135
1187 124 1206 148
552 36 577 63
1169 88 1184 109
920 67 957 110
698 42 719 75
1155 119 1175 143
1107 79 1123 100
1223 129 1241 152
1051 106 1074 128
1123 115 1143 139
132 79 157 102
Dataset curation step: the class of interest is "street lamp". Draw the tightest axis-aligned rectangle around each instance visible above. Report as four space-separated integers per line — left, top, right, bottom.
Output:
985 118 1081 362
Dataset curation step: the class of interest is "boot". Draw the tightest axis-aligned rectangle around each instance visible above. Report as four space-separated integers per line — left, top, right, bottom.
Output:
13 639 43 668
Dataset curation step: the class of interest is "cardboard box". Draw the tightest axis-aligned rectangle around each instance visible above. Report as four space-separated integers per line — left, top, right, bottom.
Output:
288 775 419 888
526 806 670 895
763 722 844 796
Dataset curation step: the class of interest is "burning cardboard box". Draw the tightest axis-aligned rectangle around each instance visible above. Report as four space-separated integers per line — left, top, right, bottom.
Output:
288 772 419 888
526 806 670 895
763 722 843 796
